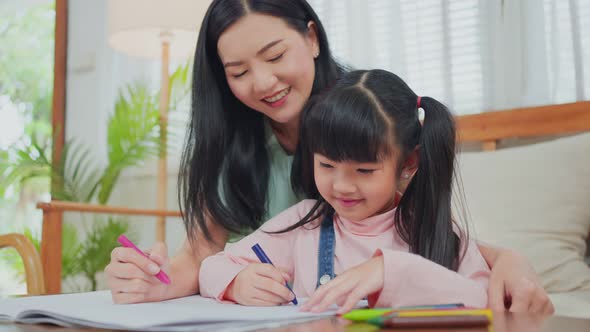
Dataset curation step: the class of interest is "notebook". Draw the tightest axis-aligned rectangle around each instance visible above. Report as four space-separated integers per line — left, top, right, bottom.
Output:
0 291 351 331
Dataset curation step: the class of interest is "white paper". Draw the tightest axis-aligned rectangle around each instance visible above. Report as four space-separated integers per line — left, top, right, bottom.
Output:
0 291 357 331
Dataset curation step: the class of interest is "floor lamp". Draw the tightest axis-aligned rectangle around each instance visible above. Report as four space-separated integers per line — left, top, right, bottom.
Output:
107 0 211 242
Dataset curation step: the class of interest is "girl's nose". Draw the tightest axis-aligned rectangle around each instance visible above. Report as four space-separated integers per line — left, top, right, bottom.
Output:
333 177 356 194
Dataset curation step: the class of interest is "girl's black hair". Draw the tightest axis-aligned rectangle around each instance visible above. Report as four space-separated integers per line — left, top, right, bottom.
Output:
179 0 345 245
290 69 463 271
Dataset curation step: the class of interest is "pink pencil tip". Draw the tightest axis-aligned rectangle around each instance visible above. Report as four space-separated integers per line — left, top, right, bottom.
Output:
117 234 128 244
156 271 171 284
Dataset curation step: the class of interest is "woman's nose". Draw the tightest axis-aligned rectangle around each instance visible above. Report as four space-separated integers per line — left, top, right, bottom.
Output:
252 68 278 96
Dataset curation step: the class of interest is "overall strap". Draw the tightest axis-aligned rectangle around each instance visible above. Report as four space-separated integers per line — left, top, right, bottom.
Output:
316 210 336 289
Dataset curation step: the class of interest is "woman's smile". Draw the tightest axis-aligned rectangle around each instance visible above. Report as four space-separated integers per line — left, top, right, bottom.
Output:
263 86 291 107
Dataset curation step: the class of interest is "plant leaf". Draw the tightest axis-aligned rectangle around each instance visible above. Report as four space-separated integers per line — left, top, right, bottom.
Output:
98 83 161 204
76 217 131 291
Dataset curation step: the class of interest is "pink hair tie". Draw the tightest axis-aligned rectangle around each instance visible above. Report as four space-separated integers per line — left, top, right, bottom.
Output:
416 96 422 108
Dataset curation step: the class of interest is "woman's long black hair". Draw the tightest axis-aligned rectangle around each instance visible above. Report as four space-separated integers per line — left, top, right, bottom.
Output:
290 69 463 271
179 0 344 244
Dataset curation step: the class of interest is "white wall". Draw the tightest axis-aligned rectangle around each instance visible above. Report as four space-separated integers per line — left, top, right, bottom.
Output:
66 0 108 166
66 0 186 256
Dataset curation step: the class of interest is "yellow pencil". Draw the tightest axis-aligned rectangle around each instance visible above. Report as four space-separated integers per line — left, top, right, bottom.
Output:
395 308 493 321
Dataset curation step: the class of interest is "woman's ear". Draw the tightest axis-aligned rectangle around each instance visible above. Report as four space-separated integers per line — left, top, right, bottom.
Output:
397 147 420 192
307 21 320 58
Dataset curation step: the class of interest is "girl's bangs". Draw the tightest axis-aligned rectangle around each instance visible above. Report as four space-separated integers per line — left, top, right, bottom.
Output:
304 88 394 163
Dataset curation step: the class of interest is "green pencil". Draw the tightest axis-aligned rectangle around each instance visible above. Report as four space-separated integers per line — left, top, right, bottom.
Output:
341 308 392 322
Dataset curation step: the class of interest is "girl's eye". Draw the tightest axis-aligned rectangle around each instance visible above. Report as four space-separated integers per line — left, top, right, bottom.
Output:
357 169 375 174
232 70 248 78
319 162 333 169
269 53 284 62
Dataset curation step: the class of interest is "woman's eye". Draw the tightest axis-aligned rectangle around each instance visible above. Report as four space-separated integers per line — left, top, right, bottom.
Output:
357 169 375 174
269 53 284 62
232 70 247 78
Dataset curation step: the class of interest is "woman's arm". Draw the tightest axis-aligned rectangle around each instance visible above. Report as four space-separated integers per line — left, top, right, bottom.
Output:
165 230 228 298
105 218 228 304
478 243 554 314
478 242 502 268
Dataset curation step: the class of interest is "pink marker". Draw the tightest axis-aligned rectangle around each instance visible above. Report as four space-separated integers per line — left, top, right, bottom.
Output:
117 234 171 284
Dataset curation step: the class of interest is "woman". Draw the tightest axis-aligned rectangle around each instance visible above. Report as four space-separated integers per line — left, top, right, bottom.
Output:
105 0 553 315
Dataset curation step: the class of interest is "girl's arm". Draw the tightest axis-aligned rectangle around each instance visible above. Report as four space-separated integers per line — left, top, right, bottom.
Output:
199 200 312 302
300 240 489 314
369 240 489 309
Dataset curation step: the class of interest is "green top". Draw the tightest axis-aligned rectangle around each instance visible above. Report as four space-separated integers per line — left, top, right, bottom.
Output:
264 130 301 221
226 125 302 242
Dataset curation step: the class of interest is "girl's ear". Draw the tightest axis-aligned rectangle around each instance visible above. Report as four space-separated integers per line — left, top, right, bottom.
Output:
397 147 420 192
306 21 320 58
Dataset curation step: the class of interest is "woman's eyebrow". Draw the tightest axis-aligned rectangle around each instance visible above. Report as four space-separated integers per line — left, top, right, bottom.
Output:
257 39 283 55
223 39 283 68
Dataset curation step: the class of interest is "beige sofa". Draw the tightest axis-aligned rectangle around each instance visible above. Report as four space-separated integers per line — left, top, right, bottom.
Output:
456 132 590 318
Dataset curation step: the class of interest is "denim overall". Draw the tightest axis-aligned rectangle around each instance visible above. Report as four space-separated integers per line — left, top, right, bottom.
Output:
316 210 336 288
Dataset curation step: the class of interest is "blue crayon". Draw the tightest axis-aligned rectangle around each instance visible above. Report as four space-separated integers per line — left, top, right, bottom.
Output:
251 243 298 305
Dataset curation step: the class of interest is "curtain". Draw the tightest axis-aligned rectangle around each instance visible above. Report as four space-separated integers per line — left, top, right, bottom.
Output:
308 0 590 115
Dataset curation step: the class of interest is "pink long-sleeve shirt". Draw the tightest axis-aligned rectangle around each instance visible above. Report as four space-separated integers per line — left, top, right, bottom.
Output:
199 200 490 308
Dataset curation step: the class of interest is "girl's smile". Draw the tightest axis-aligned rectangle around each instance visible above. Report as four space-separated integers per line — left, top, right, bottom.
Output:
336 198 364 208
313 154 398 221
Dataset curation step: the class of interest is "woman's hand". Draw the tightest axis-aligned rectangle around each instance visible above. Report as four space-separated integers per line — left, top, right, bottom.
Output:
487 249 554 315
225 263 295 306
105 242 171 304
300 256 384 314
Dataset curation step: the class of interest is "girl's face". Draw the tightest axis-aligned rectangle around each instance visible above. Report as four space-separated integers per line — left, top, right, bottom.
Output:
313 153 399 222
217 13 319 126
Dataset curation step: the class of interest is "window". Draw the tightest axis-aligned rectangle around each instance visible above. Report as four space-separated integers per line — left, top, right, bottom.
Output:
308 0 589 115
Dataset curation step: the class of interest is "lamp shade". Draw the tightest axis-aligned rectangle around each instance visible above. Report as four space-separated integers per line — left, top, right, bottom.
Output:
107 0 212 58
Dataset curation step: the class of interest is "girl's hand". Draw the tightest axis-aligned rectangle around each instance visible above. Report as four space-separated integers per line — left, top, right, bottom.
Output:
487 250 554 315
105 242 170 304
300 256 384 314
225 263 295 306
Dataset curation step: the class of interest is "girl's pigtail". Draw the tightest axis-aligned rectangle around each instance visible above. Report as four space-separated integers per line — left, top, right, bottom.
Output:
396 96 460 271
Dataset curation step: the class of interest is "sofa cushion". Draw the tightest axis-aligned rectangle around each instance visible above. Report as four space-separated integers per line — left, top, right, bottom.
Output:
548 290 590 318
455 132 590 293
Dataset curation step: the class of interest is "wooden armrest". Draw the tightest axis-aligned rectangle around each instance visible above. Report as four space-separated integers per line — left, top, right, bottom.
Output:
36 201 182 217
0 233 45 295
456 101 590 142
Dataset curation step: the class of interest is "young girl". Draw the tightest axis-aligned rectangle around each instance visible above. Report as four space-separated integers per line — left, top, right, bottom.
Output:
199 69 489 313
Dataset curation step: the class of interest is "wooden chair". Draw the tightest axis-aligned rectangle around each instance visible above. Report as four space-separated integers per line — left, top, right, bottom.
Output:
0 233 45 295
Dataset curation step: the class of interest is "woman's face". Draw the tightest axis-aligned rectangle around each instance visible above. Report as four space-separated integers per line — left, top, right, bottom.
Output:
217 13 319 125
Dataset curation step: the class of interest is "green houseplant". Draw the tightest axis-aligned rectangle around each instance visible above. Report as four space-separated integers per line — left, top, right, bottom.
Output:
0 62 190 291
